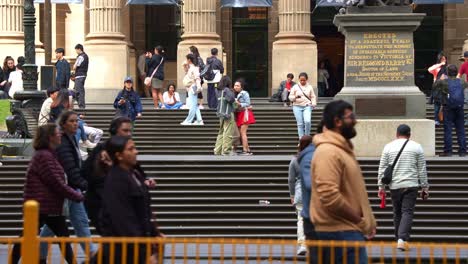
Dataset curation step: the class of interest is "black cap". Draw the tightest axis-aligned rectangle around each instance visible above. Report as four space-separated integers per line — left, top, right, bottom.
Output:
397 124 411 137
464 51 468 58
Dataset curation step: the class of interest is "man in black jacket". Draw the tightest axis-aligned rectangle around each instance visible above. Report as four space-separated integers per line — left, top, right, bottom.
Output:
206 48 224 109
55 48 71 89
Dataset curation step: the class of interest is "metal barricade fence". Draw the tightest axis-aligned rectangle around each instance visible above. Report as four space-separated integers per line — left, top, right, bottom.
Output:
4 201 468 263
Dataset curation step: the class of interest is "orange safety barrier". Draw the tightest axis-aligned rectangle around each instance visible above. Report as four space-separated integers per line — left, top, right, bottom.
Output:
3 201 468 263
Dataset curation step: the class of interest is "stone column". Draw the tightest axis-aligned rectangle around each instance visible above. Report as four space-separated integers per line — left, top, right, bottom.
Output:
84 0 129 103
0 0 25 62
34 3 45 66
272 0 317 96
177 0 222 94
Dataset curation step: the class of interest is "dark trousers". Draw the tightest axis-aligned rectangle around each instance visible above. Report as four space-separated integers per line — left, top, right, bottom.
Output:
207 83 218 109
10 214 76 264
443 106 467 154
74 77 86 109
315 231 368 264
434 102 441 123
303 217 318 264
390 187 418 241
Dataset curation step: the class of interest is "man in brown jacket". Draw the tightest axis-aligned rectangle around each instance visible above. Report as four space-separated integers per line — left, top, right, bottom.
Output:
311 100 377 264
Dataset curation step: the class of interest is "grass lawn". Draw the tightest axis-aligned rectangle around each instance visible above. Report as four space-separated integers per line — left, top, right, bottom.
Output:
0 100 11 131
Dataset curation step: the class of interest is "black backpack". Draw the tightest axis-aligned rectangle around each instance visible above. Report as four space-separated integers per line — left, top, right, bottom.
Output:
200 63 215 81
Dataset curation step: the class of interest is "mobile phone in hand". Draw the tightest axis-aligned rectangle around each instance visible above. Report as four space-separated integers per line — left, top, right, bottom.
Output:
421 190 429 200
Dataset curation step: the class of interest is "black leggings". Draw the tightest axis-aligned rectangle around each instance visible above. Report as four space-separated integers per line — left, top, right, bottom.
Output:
10 214 76 264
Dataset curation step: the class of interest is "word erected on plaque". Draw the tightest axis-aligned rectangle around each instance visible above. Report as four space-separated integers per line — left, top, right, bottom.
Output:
345 32 414 86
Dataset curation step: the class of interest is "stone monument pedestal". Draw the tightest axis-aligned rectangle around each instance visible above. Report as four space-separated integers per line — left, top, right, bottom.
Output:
334 7 435 156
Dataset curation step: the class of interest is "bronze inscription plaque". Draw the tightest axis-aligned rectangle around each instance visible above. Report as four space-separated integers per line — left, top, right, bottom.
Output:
356 98 406 116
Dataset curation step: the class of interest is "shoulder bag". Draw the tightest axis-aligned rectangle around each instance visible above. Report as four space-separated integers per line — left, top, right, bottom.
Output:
296 84 312 103
144 57 164 87
381 139 409 185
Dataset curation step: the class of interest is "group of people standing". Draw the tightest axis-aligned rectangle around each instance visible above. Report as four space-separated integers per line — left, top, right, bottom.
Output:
11 115 161 264
0 56 26 99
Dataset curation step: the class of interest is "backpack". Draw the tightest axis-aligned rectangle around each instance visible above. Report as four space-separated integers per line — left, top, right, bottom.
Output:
200 62 215 81
216 89 234 120
447 78 464 108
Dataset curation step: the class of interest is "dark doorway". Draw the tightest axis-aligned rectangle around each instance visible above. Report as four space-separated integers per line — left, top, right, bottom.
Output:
146 5 181 61
232 8 269 97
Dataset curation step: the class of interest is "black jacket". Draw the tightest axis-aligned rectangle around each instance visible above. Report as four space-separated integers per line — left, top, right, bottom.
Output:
55 59 71 89
56 133 87 191
146 54 164 80
100 165 158 238
206 56 224 74
75 53 89 77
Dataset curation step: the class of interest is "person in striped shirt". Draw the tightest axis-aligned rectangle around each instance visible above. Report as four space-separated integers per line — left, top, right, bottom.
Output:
377 124 429 251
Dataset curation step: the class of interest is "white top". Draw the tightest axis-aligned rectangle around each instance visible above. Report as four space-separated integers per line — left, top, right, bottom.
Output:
38 97 53 126
163 91 180 105
377 138 429 190
8 70 23 98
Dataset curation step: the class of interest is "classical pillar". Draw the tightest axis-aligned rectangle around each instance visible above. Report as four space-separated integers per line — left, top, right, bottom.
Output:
177 0 222 93
0 0 25 62
84 0 129 103
272 0 317 96
34 3 45 66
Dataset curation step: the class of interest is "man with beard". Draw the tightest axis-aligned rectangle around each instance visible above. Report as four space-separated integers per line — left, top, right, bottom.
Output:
311 100 376 264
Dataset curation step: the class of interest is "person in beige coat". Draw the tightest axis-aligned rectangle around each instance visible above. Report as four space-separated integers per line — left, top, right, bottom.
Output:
311 100 377 264
288 72 317 139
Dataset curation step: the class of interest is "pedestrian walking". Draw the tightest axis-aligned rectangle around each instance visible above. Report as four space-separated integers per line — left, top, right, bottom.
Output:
205 48 224 109
146 45 165 108
234 79 255 155
311 100 377 264
72 44 89 109
99 136 162 263
114 76 143 127
163 83 183 110
378 124 429 251
180 53 204 126
214 76 236 155
55 48 71 89
287 137 312 256
428 52 447 126
297 134 318 264
289 72 317 139
39 111 98 260
10 124 84 264
433 64 468 157
189 46 206 109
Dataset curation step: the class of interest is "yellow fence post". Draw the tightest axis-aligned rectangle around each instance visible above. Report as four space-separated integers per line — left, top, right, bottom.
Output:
22 200 39 263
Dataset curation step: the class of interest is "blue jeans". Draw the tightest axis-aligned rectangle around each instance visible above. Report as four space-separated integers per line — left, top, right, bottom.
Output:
40 195 97 258
292 105 312 138
74 119 87 143
315 231 368 264
183 89 202 123
165 101 183 110
443 106 466 154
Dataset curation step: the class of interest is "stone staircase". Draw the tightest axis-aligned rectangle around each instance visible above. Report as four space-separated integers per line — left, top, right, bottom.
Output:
0 98 467 243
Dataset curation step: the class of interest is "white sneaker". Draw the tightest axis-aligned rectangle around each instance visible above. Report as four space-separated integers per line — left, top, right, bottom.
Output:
296 246 307 256
80 149 88 159
180 121 192 126
194 120 204 126
198 105 204 110
80 140 96 149
397 239 408 251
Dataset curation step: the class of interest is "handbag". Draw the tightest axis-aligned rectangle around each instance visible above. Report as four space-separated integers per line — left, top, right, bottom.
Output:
381 139 409 185
144 57 164 87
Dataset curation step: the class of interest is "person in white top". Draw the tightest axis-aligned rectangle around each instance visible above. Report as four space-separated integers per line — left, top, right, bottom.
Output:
8 63 24 99
180 54 204 125
377 124 429 251
288 72 317 139
38 86 60 126
163 83 183 110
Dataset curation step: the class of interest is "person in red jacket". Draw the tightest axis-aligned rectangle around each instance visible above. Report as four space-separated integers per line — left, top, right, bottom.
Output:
10 124 84 264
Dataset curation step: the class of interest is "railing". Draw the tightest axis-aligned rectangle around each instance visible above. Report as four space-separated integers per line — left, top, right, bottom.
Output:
3 200 468 263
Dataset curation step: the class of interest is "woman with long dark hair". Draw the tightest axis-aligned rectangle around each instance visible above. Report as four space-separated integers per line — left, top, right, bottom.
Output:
10 124 84 264
100 136 162 263
181 53 204 125
146 45 165 108
214 76 236 155
234 79 256 155
189 45 206 109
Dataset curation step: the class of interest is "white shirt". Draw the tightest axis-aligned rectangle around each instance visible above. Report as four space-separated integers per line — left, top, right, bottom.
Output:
378 138 429 190
38 97 53 126
163 91 180 105
8 70 23 98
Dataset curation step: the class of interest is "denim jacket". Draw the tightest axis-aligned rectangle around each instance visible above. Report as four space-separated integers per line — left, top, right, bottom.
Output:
114 89 143 121
236 90 251 108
